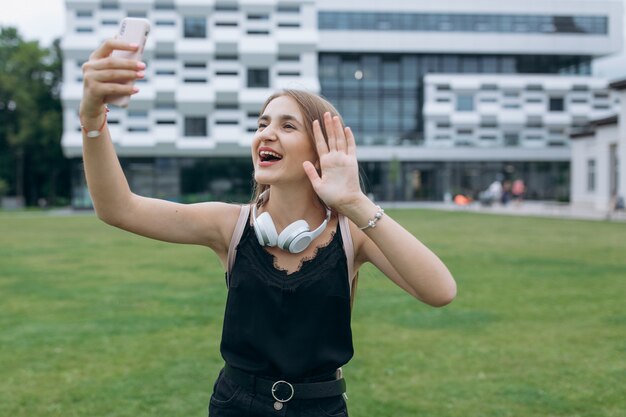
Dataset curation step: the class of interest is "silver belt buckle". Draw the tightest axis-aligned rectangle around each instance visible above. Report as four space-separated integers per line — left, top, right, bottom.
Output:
271 380 294 411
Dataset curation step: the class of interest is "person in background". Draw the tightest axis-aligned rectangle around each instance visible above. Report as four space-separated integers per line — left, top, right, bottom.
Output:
512 178 526 205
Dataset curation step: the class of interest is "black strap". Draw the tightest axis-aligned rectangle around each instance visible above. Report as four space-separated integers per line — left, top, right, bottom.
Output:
223 364 346 400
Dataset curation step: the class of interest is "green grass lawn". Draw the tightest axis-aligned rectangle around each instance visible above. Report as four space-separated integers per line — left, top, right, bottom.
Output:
0 209 624 417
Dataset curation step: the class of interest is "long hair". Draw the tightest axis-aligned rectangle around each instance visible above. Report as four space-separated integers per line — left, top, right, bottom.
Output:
250 89 345 204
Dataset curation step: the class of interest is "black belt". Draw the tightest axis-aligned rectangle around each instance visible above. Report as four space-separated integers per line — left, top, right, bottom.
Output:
223 364 346 403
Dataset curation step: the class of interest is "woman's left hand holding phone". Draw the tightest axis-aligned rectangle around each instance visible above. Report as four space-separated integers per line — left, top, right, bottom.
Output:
79 40 145 130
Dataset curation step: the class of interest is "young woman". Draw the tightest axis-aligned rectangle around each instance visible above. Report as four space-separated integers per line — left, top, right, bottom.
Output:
80 40 457 417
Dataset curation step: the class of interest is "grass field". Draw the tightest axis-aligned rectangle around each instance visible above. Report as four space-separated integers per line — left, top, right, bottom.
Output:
0 209 624 417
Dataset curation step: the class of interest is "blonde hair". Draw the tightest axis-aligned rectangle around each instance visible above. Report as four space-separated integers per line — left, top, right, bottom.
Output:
250 89 345 203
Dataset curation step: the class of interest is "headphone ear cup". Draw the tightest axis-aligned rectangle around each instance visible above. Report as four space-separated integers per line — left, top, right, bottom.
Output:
277 220 310 253
254 212 278 247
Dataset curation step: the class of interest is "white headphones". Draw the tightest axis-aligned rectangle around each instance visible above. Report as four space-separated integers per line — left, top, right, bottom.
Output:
252 190 332 254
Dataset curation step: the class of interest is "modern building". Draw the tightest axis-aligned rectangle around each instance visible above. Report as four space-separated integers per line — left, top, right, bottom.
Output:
421 74 618 200
570 79 626 213
61 0 623 206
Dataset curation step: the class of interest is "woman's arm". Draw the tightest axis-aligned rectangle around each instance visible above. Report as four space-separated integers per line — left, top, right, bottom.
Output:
347 200 456 307
80 39 237 256
303 112 456 307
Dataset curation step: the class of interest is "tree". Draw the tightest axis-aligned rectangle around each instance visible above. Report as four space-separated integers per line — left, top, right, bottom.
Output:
0 27 69 206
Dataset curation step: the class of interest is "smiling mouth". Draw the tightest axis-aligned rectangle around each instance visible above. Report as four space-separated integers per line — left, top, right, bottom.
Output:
259 150 283 163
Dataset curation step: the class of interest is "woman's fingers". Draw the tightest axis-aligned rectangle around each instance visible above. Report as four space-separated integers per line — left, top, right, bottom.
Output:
101 83 139 98
91 69 143 83
312 119 330 156
345 127 357 155
333 115 346 152
90 39 139 60
86 57 144 72
324 112 337 151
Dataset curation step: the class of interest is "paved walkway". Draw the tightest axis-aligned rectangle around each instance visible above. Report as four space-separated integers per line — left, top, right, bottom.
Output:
380 200 626 222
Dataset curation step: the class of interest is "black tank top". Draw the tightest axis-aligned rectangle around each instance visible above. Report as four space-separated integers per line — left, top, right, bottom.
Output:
219 219 354 382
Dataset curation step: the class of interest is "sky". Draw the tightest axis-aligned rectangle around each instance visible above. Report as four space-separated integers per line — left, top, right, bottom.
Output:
1 0 626 80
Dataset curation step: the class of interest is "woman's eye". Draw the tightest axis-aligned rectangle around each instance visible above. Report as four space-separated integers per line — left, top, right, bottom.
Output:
284 124 295 129
258 123 267 129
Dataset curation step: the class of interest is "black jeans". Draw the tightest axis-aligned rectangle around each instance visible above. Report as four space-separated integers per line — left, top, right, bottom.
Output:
208 368 349 417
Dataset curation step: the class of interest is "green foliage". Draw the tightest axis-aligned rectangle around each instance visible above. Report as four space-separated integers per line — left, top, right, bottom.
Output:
0 27 69 206
0 178 7 197
0 209 625 417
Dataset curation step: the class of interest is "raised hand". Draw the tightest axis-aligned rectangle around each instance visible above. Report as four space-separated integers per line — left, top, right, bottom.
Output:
302 112 365 212
80 40 145 120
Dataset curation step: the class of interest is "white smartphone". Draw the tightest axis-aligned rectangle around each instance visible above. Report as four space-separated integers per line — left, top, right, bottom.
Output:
107 17 150 108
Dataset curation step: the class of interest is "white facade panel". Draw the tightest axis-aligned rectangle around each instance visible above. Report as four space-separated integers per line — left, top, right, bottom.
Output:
319 32 620 56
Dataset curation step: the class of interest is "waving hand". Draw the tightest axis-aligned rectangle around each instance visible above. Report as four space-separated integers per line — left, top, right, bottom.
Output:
302 112 364 212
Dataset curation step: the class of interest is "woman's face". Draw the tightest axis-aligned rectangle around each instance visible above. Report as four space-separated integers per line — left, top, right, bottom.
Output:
252 95 317 186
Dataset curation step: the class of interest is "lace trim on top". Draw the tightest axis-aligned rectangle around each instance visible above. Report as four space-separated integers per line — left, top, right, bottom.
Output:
264 229 336 275
235 222 345 292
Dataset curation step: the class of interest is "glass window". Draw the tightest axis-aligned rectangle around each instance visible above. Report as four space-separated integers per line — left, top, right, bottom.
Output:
442 56 459 73
526 117 543 128
504 133 519 146
278 55 300 62
316 12 608 35
216 103 239 110
462 56 479 73
215 54 238 61
247 30 270 35
101 2 119 10
247 68 270 88
155 2 175 10
549 97 565 112
277 71 300 76
341 60 360 87
156 53 176 60
155 101 176 109
215 4 239 11
456 94 474 111
382 60 400 88
185 117 207 137
277 5 300 13
587 159 596 191
248 14 269 20
184 16 206 38
128 11 147 18
184 62 207 68
480 118 498 128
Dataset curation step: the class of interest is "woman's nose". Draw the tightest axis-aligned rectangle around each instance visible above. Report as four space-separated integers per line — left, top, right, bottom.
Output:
259 125 277 141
